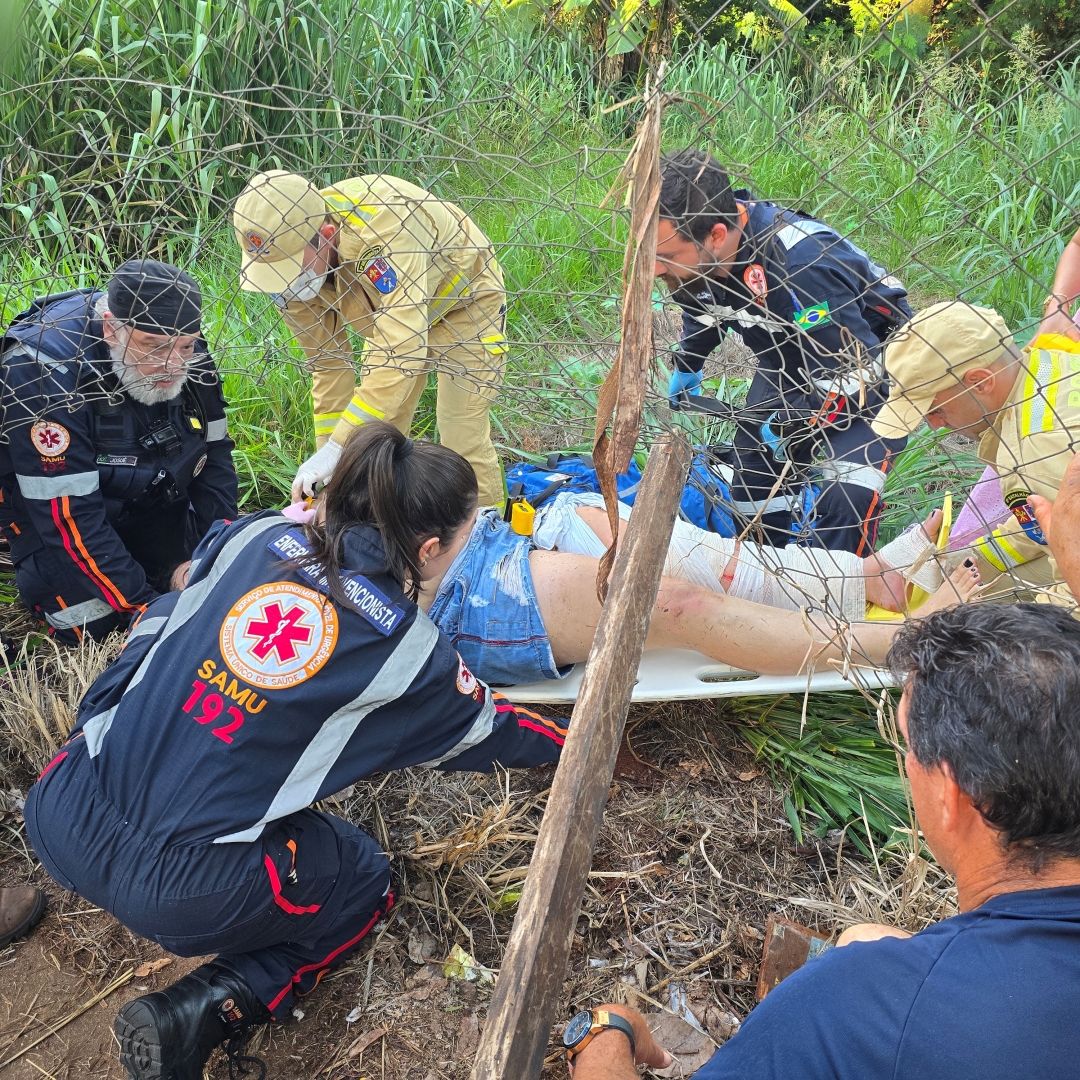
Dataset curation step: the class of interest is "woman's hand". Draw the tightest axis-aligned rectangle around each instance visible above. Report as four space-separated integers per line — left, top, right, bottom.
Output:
1036 304 1080 342
567 1004 673 1079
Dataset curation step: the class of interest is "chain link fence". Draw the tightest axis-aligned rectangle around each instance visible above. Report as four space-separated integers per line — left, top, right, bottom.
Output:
2 0 1078 612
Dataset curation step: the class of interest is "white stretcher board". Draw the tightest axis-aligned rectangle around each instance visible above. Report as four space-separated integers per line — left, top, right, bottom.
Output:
503 648 896 703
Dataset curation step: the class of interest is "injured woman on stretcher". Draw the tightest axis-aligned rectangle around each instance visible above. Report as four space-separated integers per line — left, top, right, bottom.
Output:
293 423 981 685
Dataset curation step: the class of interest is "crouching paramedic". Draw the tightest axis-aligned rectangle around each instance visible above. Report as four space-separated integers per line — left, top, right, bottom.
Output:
0 261 238 642
656 149 913 554
233 170 507 507
23 423 565 1080
872 301 1080 608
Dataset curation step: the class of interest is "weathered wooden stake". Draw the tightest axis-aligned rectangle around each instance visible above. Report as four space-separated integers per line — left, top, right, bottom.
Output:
471 431 690 1080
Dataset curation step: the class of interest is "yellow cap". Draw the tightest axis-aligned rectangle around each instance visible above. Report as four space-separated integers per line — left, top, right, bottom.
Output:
871 301 1014 439
233 171 326 293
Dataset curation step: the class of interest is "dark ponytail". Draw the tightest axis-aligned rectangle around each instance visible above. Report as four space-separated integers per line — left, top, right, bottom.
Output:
295 421 478 605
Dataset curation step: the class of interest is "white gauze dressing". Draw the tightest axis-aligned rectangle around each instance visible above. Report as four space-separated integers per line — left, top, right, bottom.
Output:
533 492 865 621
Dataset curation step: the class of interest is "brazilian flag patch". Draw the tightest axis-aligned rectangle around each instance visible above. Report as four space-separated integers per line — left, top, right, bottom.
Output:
794 303 831 331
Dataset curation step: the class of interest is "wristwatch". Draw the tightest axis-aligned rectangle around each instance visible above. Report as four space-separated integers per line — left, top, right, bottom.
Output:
562 1009 637 1061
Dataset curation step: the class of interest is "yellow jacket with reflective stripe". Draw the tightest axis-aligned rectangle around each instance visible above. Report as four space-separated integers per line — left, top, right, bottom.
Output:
319 174 501 361
972 339 1080 604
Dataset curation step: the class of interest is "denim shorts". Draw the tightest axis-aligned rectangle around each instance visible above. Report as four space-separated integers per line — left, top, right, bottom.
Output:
427 509 570 686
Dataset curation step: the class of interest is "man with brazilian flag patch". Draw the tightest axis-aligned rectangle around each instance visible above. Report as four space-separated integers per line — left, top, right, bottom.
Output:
656 149 913 554
233 171 507 507
873 300 1080 610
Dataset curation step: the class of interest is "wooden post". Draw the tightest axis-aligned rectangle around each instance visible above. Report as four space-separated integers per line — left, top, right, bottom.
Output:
471 432 690 1080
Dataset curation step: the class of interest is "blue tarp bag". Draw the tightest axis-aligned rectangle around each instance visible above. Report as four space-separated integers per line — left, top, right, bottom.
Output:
504 454 643 507
504 450 736 537
682 453 736 537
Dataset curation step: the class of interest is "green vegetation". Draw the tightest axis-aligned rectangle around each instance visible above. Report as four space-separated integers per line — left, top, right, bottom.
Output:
724 690 911 855
1 2 1075 839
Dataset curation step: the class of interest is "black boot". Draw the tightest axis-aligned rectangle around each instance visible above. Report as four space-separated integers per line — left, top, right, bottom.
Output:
114 961 270 1080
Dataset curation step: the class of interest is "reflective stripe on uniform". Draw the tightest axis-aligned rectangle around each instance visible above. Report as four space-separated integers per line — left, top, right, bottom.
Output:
206 418 229 442
214 612 441 843
84 519 286 758
481 333 508 355
774 219 836 251
430 273 471 322
816 459 888 494
2 346 69 373
45 597 116 630
732 494 797 516
17 472 99 500
83 705 118 758
323 193 377 231
972 527 1026 572
127 614 168 642
1020 349 1062 437
313 411 344 437
341 394 385 428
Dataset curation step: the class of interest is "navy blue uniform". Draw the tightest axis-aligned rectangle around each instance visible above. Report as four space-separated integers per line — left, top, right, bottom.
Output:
24 512 566 1017
671 194 912 553
695 885 1080 1080
0 291 238 641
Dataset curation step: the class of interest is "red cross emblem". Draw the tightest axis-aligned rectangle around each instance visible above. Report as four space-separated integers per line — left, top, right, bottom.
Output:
245 602 314 664
31 420 71 458
221 582 338 690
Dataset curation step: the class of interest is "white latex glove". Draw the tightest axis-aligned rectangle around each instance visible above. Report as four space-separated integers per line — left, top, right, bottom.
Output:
291 438 343 501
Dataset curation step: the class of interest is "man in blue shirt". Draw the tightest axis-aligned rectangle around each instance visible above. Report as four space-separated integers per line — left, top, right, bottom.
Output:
565 601 1080 1079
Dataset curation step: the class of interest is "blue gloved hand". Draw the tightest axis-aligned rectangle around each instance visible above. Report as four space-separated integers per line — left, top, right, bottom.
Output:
668 368 703 409
761 412 786 461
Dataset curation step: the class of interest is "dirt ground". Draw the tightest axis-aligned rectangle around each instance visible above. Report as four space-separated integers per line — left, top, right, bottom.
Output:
0 694 954 1080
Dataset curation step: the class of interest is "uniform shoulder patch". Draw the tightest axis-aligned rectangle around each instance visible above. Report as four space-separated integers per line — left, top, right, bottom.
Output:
743 264 768 304
268 529 406 636
220 581 338 690
794 302 831 332
456 653 478 695
363 255 398 294
1003 489 1047 545
31 420 70 457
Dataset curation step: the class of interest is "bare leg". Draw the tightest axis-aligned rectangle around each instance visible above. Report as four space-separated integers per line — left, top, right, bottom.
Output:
530 551 981 676
579 502 943 615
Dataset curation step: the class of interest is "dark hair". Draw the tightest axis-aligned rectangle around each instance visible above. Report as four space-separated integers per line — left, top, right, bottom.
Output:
887 603 1080 872
298 421 478 605
658 149 738 242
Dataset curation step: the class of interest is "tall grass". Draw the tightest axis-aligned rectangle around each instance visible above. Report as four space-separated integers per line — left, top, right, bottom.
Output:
2 0 1076 509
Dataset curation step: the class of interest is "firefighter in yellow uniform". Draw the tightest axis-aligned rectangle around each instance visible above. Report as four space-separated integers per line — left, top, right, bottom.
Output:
872 300 1080 608
232 170 507 505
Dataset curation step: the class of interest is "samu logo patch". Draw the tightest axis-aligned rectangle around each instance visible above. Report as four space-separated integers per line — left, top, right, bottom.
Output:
1004 489 1047 545
31 420 70 457
456 653 478 696
743 263 768 304
220 582 338 689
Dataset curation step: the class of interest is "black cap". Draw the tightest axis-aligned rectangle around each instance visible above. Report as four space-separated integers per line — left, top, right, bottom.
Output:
107 260 202 336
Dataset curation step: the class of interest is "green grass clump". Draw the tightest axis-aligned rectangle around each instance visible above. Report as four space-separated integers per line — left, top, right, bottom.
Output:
723 690 910 857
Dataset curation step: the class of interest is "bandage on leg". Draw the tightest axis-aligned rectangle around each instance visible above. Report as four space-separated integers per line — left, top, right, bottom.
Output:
534 493 865 621
876 523 944 595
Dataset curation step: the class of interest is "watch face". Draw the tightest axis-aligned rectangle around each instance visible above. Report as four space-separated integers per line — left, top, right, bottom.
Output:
563 1011 594 1049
